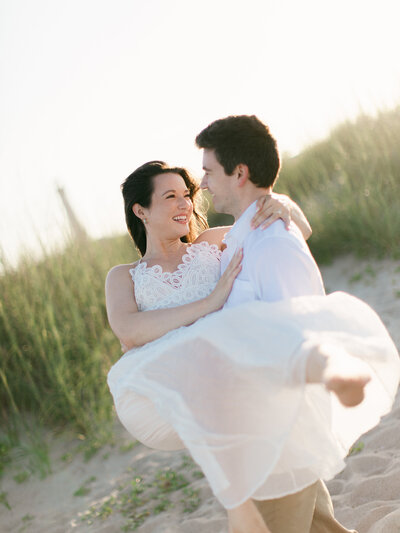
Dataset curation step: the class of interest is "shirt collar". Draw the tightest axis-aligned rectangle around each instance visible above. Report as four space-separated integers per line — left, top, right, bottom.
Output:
223 201 258 247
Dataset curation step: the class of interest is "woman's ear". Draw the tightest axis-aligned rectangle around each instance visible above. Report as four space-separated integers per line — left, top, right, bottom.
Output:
132 203 145 221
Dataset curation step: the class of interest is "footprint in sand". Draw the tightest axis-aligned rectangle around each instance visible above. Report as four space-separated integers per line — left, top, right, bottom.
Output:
349 469 400 506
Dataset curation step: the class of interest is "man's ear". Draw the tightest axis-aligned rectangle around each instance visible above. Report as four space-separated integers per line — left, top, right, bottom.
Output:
236 164 250 187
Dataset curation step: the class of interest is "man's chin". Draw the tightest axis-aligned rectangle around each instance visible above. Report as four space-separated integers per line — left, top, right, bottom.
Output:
211 198 226 214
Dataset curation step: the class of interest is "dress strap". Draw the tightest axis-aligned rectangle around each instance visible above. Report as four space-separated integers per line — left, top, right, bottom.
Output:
129 259 142 283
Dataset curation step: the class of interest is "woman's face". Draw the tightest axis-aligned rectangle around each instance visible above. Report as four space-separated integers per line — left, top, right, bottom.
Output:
144 173 194 239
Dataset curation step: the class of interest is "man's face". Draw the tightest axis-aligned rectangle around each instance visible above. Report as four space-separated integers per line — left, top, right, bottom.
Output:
200 149 235 214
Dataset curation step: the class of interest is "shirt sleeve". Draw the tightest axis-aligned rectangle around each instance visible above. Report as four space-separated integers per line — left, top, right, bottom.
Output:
247 236 325 302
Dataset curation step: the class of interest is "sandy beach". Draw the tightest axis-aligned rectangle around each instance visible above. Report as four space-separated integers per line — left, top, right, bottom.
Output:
1 255 400 533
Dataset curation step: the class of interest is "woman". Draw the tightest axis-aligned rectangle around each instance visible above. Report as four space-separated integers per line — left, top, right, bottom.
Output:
106 161 399 533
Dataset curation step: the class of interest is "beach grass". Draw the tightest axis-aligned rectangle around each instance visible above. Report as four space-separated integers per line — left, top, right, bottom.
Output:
276 106 400 262
0 235 137 441
1 106 399 447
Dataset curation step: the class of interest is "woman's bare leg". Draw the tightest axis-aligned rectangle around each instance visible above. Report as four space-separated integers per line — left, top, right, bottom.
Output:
227 499 271 533
306 343 371 407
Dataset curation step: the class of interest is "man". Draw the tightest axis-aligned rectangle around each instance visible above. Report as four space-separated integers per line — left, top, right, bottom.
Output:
196 115 360 533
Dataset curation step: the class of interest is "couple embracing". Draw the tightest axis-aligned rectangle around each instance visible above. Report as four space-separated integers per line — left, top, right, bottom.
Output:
106 115 400 533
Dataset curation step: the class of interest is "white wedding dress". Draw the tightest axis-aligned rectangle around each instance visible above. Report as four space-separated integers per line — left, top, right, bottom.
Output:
107 241 400 509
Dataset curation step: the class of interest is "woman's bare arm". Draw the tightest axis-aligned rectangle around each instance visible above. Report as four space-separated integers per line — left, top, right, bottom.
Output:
105 250 242 350
194 194 312 250
251 193 312 239
291 200 312 239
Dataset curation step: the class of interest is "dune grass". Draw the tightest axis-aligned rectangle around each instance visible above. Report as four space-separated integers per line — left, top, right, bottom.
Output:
0 106 399 446
276 107 400 262
0 235 137 441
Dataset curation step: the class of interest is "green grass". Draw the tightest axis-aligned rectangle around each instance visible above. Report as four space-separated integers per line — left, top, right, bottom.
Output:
276 107 400 262
0 235 137 440
73 476 96 497
0 438 12 478
349 441 365 456
78 462 198 530
181 487 201 513
13 470 30 484
0 490 11 510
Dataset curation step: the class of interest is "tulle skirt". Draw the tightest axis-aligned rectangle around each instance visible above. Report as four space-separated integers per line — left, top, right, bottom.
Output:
107 292 400 509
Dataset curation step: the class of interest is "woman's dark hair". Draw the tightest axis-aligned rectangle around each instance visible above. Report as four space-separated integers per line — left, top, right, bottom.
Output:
122 160 208 256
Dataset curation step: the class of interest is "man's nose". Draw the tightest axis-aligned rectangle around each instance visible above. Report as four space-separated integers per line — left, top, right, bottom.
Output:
200 175 208 189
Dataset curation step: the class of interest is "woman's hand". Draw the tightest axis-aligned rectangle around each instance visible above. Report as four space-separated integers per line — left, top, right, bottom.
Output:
251 193 312 239
206 248 243 312
251 193 292 230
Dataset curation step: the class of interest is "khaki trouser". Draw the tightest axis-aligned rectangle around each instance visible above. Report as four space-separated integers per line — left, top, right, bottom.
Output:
254 480 357 533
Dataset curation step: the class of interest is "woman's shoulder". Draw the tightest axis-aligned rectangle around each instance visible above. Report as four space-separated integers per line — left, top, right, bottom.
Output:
193 226 231 249
106 261 141 285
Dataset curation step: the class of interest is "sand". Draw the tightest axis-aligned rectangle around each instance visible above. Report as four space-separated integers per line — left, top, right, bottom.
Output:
321 256 400 533
1 255 399 533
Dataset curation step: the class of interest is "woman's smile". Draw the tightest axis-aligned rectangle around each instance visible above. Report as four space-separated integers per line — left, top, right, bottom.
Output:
172 214 190 224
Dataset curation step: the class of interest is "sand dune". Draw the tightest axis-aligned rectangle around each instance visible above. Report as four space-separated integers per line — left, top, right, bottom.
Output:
321 256 400 533
1 255 399 533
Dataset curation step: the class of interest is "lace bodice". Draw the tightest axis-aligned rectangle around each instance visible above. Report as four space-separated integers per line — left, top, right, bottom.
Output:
129 241 222 311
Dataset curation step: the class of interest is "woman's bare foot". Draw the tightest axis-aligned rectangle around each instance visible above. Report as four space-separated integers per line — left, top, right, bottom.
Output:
306 343 371 407
227 500 271 533
323 352 371 407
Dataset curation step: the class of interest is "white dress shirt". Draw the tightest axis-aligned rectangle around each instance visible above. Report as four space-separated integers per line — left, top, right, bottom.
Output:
221 201 325 308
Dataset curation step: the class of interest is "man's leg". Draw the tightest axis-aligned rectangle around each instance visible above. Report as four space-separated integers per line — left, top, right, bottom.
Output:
310 480 357 533
254 482 318 533
227 500 271 533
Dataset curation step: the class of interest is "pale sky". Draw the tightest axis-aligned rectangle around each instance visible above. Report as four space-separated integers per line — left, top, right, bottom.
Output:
1 0 399 264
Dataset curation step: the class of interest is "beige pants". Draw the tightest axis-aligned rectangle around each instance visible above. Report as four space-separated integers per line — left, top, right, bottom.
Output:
254 480 357 533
